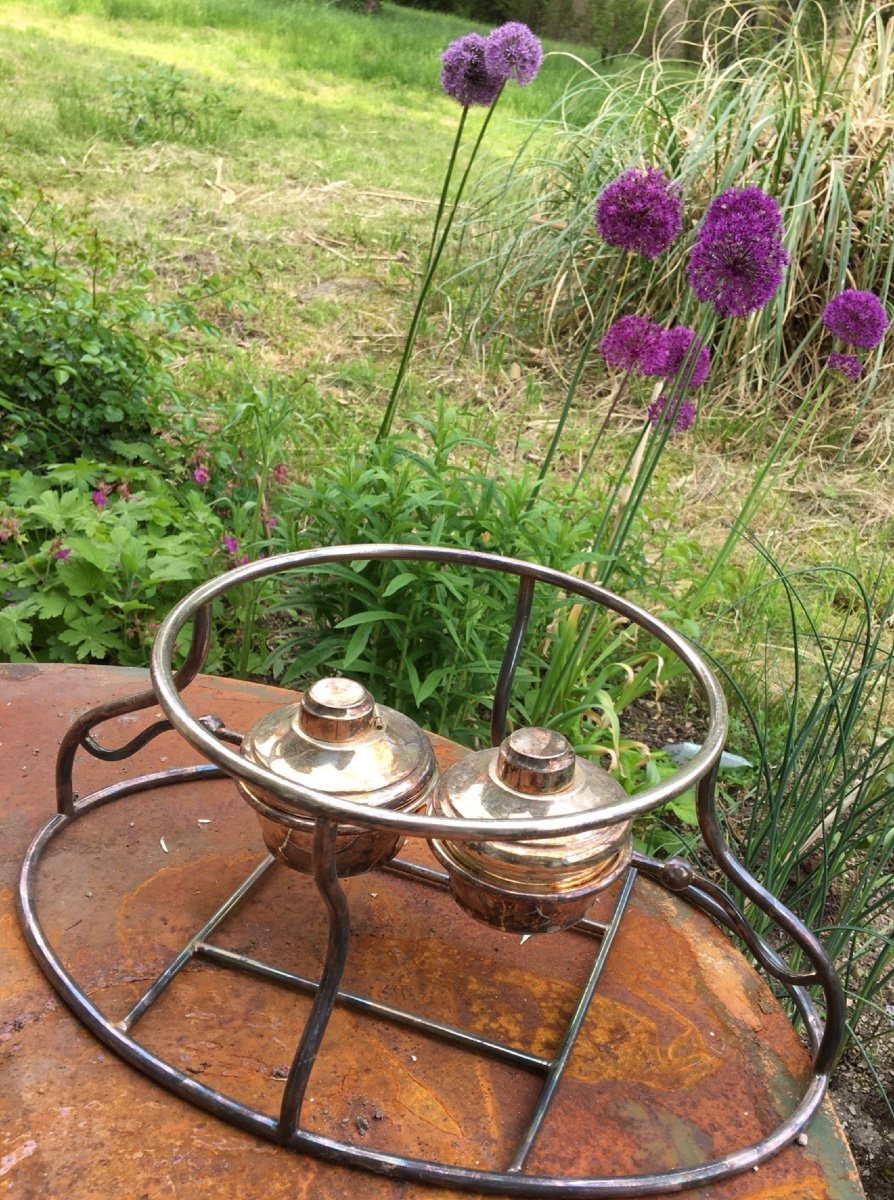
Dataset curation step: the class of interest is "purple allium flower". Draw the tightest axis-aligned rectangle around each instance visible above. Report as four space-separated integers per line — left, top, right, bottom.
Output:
648 395 696 434
595 168 683 260
688 185 789 318
701 185 784 238
440 33 504 107
485 22 542 87
92 490 108 508
193 466 210 485
222 535 238 555
599 315 668 374
826 352 863 381
657 326 711 390
822 290 889 349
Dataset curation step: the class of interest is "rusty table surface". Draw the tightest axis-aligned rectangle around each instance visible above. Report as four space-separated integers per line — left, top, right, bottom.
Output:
1 663 864 1200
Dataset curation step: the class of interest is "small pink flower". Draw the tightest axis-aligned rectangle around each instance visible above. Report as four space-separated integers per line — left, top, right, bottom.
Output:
0 516 21 542
55 547 71 560
264 517 278 532
272 464 289 485
92 490 108 508
193 466 210 485
222 535 238 555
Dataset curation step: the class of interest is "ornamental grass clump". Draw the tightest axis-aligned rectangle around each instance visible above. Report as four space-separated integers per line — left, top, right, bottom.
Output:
693 284 890 603
375 21 542 443
458 0 893 454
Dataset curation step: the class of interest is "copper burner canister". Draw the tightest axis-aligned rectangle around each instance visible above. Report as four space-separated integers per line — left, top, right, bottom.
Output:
427 728 632 933
237 678 438 876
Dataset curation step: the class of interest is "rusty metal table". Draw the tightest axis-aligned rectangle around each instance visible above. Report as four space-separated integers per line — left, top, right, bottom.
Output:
1 663 864 1200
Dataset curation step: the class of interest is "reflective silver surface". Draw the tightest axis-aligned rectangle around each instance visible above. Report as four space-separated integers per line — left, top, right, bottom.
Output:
428 728 632 931
237 678 438 875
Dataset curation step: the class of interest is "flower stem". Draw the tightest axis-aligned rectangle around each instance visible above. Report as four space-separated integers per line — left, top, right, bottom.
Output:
690 376 835 605
426 106 467 274
376 94 502 444
601 307 716 586
530 252 628 497
569 369 633 499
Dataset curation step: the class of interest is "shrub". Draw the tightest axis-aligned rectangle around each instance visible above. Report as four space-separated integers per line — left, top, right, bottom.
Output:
105 63 242 143
0 182 210 470
0 462 225 664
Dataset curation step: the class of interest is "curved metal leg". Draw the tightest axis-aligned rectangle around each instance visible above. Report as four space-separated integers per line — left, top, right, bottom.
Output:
278 819 351 1136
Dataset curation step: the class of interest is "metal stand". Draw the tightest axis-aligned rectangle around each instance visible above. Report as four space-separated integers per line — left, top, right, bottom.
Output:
18 544 846 1197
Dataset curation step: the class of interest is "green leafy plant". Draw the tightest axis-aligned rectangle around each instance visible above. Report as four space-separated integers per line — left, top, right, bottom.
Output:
0 462 224 663
703 544 894 1097
0 182 215 469
265 403 682 788
105 63 242 143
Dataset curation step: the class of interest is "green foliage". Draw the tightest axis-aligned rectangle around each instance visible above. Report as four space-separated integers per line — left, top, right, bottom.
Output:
0 183 213 469
105 63 242 143
704 549 894 1093
266 403 681 782
0 463 224 663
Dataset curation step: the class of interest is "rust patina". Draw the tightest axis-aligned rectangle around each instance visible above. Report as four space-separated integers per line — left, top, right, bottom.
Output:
0 663 864 1199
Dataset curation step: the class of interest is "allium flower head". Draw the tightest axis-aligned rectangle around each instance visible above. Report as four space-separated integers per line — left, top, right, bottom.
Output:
701 186 783 238
822 290 889 349
657 326 711 390
648 395 696 434
688 185 789 318
595 168 683 259
485 22 542 87
599 315 668 375
441 33 504 107
826 352 862 381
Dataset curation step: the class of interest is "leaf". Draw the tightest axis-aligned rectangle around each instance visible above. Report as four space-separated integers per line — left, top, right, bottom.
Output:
382 571 418 598
66 535 116 572
60 559 106 597
33 590 69 620
335 609 407 629
342 621 374 669
406 660 449 706
57 613 122 660
0 605 34 654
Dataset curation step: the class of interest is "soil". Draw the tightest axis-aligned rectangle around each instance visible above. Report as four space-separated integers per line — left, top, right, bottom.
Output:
619 695 894 1198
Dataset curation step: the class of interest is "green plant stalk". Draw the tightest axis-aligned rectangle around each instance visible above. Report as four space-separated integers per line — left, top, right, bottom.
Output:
569 368 633 499
426 105 468 275
600 307 717 585
376 94 503 444
691 376 835 605
531 252 628 496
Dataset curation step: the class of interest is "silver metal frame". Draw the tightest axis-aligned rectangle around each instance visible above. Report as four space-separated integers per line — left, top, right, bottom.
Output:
18 544 845 1196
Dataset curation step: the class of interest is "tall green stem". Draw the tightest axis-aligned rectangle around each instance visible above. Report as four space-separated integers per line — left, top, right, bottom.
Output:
569 369 633 499
530 252 628 497
601 307 717 587
426 107 467 274
691 376 835 605
376 94 502 444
